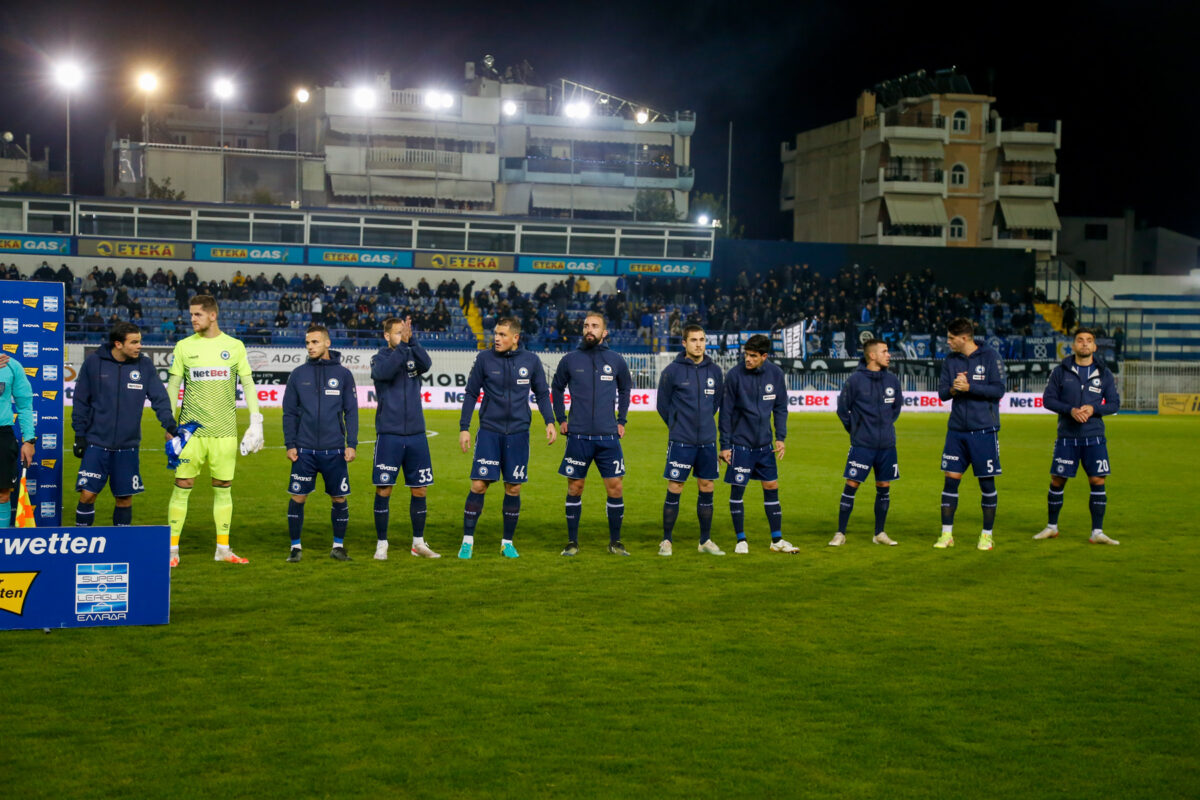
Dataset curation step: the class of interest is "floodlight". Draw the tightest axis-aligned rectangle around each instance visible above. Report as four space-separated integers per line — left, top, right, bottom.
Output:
137 72 158 93
296 88 310 104
424 90 453 110
353 87 376 110
635 109 649 125
697 214 710 226
213 77 234 100
54 62 84 90
502 100 518 116
564 101 590 119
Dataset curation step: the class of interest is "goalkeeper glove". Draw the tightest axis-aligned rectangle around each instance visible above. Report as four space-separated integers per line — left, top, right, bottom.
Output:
73 439 87 458
239 412 265 455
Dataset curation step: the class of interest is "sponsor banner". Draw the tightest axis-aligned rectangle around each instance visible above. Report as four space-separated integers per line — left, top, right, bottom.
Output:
195 243 304 264
0 235 71 255
617 258 711 278
77 238 194 260
414 252 514 271
308 247 413 268
781 390 1051 414
1159 393 1200 415
0 526 169 631
1 280 65 526
516 256 616 275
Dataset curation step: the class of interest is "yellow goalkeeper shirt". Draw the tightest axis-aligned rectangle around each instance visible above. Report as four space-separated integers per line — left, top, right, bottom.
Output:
168 332 258 439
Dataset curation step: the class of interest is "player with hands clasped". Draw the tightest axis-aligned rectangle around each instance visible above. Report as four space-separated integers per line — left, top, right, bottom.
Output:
1035 327 1121 545
718 334 797 554
282 325 359 562
551 312 632 556
457 316 556 559
934 318 1006 551
656 324 725 556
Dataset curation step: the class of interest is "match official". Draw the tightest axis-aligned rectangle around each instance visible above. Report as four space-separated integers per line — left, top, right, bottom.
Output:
935 318 1006 551
656 324 724 556
458 316 556 559
830 339 902 546
1035 328 1121 545
166 295 264 566
551 312 632 556
718 334 797 554
282 325 359 561
72 322 178 527
370 316 438 559
0 352 34 529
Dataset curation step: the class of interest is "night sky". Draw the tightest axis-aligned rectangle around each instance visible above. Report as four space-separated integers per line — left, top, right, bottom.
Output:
1 0 1195 240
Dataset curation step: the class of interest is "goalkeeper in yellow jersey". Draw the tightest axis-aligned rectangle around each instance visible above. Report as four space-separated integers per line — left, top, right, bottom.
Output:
166 294 265 566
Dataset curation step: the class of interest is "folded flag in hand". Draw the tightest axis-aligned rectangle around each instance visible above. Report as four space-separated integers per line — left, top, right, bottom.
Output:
166 421 203 469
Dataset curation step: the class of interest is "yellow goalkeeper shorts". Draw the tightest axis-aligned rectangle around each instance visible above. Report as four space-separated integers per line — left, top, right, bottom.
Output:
175 436 239 482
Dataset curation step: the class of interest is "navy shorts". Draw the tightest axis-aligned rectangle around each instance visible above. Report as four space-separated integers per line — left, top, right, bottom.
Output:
289 449 350 497
663 441 719 481
844 445 900 482
1051 436 1110 478
76 446 144 496
724 445 778 485
559 435 625 479
373 433 434 488
472 429 531 483
941 429 1001 477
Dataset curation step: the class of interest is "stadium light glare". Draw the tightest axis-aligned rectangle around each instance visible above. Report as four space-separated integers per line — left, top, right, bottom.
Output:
564 101 590 119
54 61 84 90
353 87 376 110
502 100 518 116
213 77 235 100
137 71 158 94
697 214 710 226
424 90 454 110
635 109 649 125
295 87 310 104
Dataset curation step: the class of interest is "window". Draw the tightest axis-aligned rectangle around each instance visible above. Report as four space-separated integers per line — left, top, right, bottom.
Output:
236 137 249 149
949 217 967 240
1084 223 1108 240
950 164 967 187
171 134 188 145
952 110 969 133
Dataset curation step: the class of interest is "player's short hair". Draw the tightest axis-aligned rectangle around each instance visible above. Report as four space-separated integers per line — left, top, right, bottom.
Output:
682 324 705 339
1074 327 1096 340
584 311 607 328
189 294 218 313
108 321 140 348
744 334 772 355
382 316 402 332
306 323 330 339
495 316 521 334
946 317 975 337
863 338 887 355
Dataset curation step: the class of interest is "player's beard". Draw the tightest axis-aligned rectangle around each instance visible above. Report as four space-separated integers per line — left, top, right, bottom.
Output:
582 333 598 349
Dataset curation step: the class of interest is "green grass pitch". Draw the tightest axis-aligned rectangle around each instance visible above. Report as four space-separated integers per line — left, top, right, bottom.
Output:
2 409 1199 799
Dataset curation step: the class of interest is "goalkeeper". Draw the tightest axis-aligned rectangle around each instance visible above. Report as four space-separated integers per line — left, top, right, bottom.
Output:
166 294 265 566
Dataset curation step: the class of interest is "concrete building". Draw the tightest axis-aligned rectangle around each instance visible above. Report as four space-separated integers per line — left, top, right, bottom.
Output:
104 62 695 219
1060 210 1200 279
780 69 1062 257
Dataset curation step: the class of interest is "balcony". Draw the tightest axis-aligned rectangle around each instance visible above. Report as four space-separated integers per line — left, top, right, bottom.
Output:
988 226 1057 252
863 164 946 201
862 110 949 148
987 117 1061 149
366 147 463 175
510 156 694 190
876 222 947 247
984 169 1059 201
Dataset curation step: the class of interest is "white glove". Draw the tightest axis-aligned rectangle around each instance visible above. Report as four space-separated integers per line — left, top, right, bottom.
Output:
239 412 265 456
